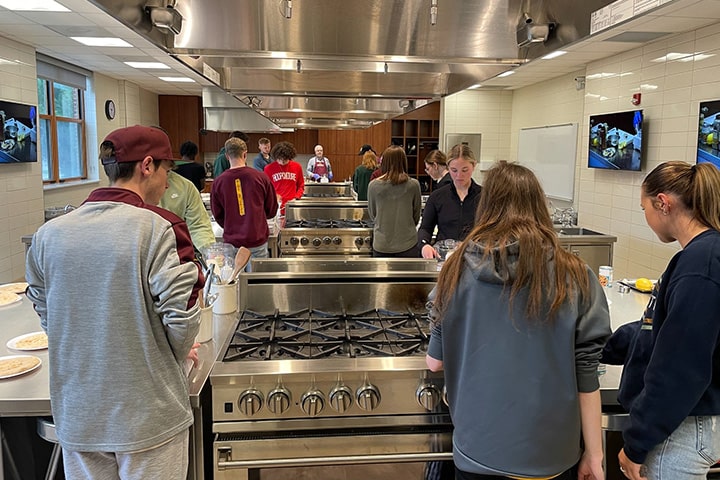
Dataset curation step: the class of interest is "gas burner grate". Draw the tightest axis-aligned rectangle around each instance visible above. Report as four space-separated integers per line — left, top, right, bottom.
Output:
283 219 374 229
223 308 430 361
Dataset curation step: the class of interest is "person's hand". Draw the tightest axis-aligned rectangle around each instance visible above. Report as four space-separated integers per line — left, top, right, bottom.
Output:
421 244 439 259
576 449 604 480
328 173 333 181
187 342 201 367
618 449 647 480
312 173 320 180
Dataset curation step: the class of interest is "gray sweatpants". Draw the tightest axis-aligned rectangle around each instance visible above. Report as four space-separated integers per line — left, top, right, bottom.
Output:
62 429 189 480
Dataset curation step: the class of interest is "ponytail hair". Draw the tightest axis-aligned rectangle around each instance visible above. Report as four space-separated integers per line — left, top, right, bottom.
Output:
642 161 720 231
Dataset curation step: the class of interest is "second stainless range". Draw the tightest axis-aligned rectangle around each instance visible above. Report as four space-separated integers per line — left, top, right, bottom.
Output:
279 199 373 255
210 259 450 479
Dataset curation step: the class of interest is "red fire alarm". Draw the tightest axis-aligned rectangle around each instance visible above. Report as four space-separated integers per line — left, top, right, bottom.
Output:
631 93 641 106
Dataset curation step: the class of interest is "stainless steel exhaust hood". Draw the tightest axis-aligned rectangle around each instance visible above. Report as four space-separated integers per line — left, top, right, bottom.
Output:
89 0 615 129
202 86 286 133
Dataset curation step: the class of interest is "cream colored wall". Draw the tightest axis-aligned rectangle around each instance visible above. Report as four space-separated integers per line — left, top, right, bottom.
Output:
577 22 720 279
443 21 720 280
0 37 44 282
0 36 160 283
440 90 513 183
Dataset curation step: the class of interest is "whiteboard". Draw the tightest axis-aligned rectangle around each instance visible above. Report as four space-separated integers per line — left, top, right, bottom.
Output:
517 123 578 202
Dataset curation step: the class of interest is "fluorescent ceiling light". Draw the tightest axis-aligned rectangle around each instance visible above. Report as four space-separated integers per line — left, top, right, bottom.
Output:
497 71 515 78
159 76 195 83
124 62 170 69
0 0 69 11
71 37 132 47
541 50 567 60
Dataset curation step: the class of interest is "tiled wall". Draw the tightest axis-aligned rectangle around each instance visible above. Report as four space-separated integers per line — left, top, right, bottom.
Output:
440 90 513 183
577 21 720 279
443 21 720 280
0 36 43 282
0 37 160 283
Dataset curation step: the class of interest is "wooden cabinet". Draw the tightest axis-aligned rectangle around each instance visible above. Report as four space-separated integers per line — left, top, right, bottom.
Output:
158 95 203 158
389 102 441 193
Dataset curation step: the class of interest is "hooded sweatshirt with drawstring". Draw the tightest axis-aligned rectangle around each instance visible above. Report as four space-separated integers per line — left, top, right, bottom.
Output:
427 240 611 478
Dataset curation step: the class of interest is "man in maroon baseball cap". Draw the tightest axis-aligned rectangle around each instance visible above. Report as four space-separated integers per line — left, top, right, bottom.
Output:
99 125 178 205
25 124 203 479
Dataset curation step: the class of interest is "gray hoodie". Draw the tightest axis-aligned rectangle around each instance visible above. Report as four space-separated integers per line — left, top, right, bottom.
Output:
427 240 610 478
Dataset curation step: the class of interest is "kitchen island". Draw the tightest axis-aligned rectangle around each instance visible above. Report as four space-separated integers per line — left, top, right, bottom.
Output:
0 293 238 480
1 282 649 480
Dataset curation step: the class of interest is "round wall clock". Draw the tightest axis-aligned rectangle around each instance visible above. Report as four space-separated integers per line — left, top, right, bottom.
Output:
104 99 116 120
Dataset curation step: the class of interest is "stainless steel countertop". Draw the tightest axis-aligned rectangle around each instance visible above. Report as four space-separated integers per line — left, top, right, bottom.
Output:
0 292 238 416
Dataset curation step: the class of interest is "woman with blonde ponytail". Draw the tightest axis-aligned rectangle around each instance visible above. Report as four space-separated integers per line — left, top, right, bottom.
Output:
617 161 720 480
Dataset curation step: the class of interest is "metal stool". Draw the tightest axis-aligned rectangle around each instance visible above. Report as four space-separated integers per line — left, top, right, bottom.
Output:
36 417 61 480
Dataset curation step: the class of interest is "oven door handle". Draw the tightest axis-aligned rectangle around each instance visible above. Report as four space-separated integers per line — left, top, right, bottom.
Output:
218 452 453 469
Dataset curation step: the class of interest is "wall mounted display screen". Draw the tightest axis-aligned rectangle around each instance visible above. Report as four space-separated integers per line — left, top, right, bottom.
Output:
0 100 37 163
697 100 720 168
588 109 643 171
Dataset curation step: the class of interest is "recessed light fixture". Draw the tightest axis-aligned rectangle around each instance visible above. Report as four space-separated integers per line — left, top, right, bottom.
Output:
71 37 132 47
541 50 567 60
0 0 69 11
124 62 170 69
497 71 515 78
468 84 483 89
159 76 195 83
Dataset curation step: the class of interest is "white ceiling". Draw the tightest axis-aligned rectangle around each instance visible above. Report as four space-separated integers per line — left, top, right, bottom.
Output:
1 0 720 97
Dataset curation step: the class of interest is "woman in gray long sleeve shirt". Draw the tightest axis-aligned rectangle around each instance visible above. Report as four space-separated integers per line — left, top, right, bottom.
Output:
367 146 421 257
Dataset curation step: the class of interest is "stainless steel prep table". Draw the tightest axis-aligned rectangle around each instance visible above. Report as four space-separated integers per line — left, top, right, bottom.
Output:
0 294 238 480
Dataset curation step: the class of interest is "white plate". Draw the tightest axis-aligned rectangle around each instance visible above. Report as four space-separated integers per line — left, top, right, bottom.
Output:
0 292 22 308
7 331 48 351
0 355 42 380
0 282 28 294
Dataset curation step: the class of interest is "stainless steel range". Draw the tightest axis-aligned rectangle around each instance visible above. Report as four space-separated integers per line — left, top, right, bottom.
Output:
303 181 355 199
210 258 450 480
280 199 373 256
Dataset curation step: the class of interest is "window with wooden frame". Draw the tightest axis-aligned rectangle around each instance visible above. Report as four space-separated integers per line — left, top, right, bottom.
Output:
36 57 89 184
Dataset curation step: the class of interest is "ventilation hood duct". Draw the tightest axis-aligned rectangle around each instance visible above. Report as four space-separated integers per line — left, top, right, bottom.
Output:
89 0 615 129
202 86 287 133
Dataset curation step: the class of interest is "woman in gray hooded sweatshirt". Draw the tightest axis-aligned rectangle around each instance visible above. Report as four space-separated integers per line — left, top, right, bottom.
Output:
426 162 610 480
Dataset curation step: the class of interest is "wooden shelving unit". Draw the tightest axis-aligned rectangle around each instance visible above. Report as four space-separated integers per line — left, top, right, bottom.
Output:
391 118 440 193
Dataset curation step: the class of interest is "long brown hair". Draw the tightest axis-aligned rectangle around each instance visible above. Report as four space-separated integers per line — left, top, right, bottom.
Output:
434 162 590 323
379 146 409 184
643 161 720 231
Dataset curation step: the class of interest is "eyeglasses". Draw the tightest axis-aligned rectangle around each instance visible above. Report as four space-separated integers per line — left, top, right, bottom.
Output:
424 163 435 173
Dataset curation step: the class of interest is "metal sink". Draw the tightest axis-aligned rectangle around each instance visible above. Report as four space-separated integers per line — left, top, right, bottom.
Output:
554 227 604 236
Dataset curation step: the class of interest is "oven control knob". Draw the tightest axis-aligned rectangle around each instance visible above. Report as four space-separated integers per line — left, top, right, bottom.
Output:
363 237 372 247
332 236 342 245
237 388 264 417
329 385 353 413
322 236 332 245
267 387 292 415
300 237 309 246
416 383 441 411
300 389 325 416
354 237 364 247
289 237 300 246
356 384 381 411
312 237 322 247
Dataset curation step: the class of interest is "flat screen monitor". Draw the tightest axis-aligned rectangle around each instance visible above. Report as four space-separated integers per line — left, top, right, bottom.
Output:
697 99 720 168
0 100 37 163
588 109 643 171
